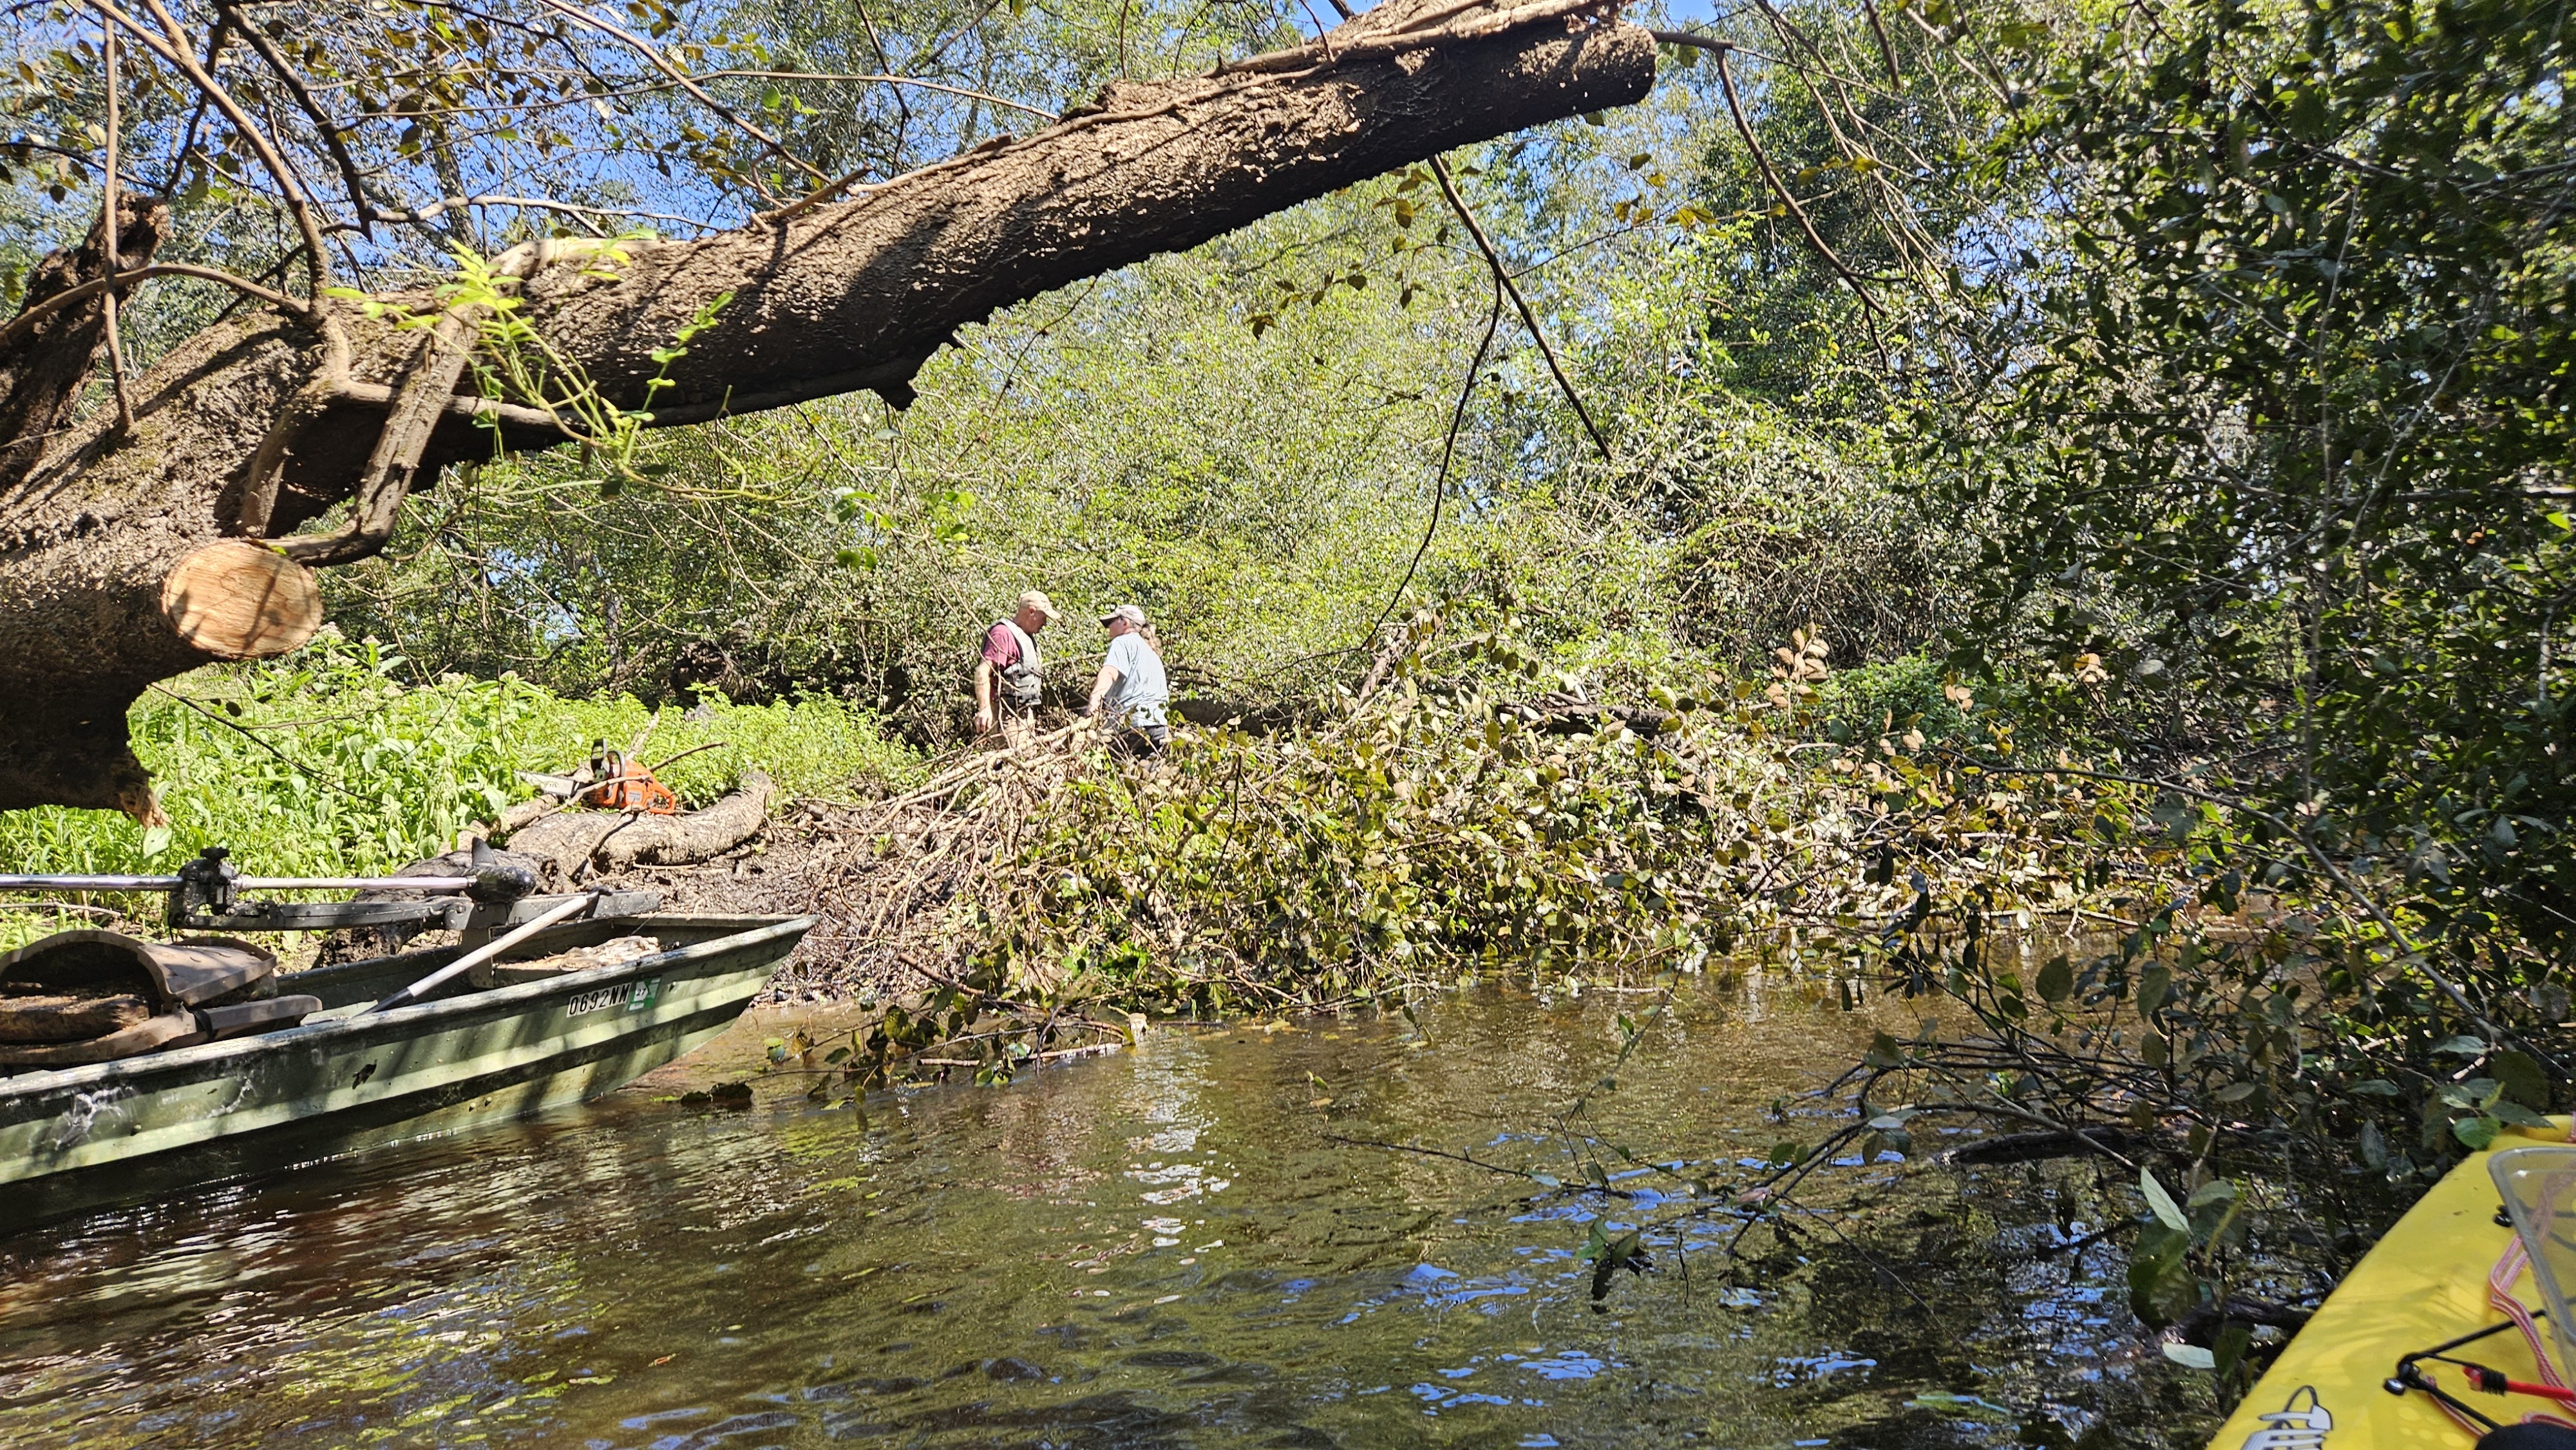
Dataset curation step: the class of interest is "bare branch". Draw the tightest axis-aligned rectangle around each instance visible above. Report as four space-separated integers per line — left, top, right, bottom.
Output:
696 69 1060 120
1705 42 1884 320
0 263 305 350
99 23 136 435
533 0 829 199
366 194 717 234
92 0 334 297
220 0 377 232
1428 155 1610 460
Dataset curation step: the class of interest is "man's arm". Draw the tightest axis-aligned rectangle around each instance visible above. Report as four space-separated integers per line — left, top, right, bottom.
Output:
974 658 997 734
1087 661 1122 717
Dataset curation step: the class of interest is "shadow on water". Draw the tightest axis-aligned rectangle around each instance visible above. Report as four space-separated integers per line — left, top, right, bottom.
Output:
0 981 2214 1447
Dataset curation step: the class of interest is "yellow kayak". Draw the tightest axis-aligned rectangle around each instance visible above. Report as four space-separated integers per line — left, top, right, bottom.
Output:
2211 1120 2574 1449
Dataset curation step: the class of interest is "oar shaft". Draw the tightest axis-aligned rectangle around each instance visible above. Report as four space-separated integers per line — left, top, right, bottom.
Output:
366 892 596 1014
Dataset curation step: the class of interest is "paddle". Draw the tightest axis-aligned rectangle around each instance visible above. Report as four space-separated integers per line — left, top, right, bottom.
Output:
365 892 598 1015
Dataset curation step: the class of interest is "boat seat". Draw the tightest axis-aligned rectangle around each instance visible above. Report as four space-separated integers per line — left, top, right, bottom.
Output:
200 995 323 1041
469 935 661 989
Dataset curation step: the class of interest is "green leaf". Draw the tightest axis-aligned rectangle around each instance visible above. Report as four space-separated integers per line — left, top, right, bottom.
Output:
2492 1050 2550 1111
2456 1115 2503 1151
2432 1034 2488 1057
2035 954 2073 1004
2136 965 2173 1016
2140 1166 2188 1230
2128 1221 2196 1327
2492 1100 2555 1129
2161 1341 2216 1370
2213 1322 2253 1380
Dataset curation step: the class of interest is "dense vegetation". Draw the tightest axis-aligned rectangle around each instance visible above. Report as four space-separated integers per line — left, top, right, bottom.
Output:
5 0 2571 1429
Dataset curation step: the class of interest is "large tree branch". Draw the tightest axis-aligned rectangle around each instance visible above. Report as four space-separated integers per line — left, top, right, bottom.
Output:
0 0 1656 816
447 1 1651 434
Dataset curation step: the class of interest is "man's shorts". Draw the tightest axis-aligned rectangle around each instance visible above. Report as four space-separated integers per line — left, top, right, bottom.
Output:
1111 723 1170 759
985 701 1037 751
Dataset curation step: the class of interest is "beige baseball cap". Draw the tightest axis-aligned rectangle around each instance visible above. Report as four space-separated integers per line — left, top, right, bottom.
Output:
1100 603 1148 628
1017 590 1061 621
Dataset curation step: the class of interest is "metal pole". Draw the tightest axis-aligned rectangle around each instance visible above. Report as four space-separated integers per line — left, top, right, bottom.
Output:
0 874 483 894
366 893 596 1015
242 876 481 892
0 875 182 891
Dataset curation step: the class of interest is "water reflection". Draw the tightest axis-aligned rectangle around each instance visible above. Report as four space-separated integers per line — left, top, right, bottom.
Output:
0 984 2202 1447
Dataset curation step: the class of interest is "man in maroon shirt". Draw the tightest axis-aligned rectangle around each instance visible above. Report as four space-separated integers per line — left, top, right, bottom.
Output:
974 590 1060 747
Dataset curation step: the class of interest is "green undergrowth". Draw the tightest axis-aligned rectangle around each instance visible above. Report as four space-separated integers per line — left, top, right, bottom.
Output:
0 630 918 896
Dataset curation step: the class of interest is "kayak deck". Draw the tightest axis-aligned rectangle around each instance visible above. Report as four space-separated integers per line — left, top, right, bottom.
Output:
2212 1120 2572 1448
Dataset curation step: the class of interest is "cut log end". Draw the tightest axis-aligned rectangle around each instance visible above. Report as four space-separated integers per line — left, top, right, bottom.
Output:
160 540 324 661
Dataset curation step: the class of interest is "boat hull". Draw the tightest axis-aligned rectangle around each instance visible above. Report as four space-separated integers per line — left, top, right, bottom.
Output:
0 914 812 1230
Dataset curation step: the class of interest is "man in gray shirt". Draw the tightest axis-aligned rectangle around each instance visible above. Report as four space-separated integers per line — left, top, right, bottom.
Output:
1086 604 1170 757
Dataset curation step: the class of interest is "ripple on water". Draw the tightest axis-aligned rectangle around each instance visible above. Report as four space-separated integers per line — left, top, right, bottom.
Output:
0 986 2192 1447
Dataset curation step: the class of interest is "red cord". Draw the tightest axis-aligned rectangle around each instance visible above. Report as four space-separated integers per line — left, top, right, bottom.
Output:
2467 1366 2576 1404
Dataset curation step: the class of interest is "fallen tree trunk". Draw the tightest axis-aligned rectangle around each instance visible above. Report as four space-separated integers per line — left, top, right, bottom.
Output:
505 771 775 880
0 0 1655 817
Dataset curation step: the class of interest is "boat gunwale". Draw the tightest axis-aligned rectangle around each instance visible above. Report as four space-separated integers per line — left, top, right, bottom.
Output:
0 912 817 1102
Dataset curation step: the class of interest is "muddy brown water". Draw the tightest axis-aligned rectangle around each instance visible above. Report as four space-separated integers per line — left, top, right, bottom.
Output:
0 982 2211 1447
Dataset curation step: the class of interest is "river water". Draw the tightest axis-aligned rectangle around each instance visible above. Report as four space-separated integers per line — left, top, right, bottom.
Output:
0 983 2210 1447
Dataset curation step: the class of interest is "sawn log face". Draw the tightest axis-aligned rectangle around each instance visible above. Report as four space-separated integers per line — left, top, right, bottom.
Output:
0 5 1654 814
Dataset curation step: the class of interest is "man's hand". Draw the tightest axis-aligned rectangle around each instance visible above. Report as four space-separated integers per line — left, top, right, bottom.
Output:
975 705 995 735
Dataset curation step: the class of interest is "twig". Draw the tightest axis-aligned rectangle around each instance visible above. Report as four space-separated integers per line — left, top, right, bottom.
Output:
0 263 306 348
96 0 334 299
221 0 374 233
147 684 369 801
1426 156 1610 461
99 22 136 435
0 901 124 919
1705 42 1884 321
535 0 825 200
1322 1133 1640 1198
1362 269 1502 647
649 740 731 773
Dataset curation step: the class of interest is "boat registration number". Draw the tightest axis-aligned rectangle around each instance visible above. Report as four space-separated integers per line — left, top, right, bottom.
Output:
567 978 661 1017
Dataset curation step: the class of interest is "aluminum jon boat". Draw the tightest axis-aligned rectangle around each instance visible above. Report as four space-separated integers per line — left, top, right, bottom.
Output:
0 910 814 1230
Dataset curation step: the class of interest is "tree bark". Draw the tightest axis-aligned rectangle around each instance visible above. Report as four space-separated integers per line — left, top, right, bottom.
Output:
0 0 1654 816
505 771 774 878
0 195 167 494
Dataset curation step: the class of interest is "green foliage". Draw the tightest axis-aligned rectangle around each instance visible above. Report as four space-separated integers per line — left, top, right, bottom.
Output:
0 631 915 890
327 174 1711 731
1933 0 2576 948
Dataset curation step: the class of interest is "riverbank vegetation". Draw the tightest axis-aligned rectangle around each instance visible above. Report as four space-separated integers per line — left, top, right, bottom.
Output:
5 0 2569 1431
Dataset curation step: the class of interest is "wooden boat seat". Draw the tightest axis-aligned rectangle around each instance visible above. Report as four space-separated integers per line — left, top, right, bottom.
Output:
201 995 323 1041
469 935 661 989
